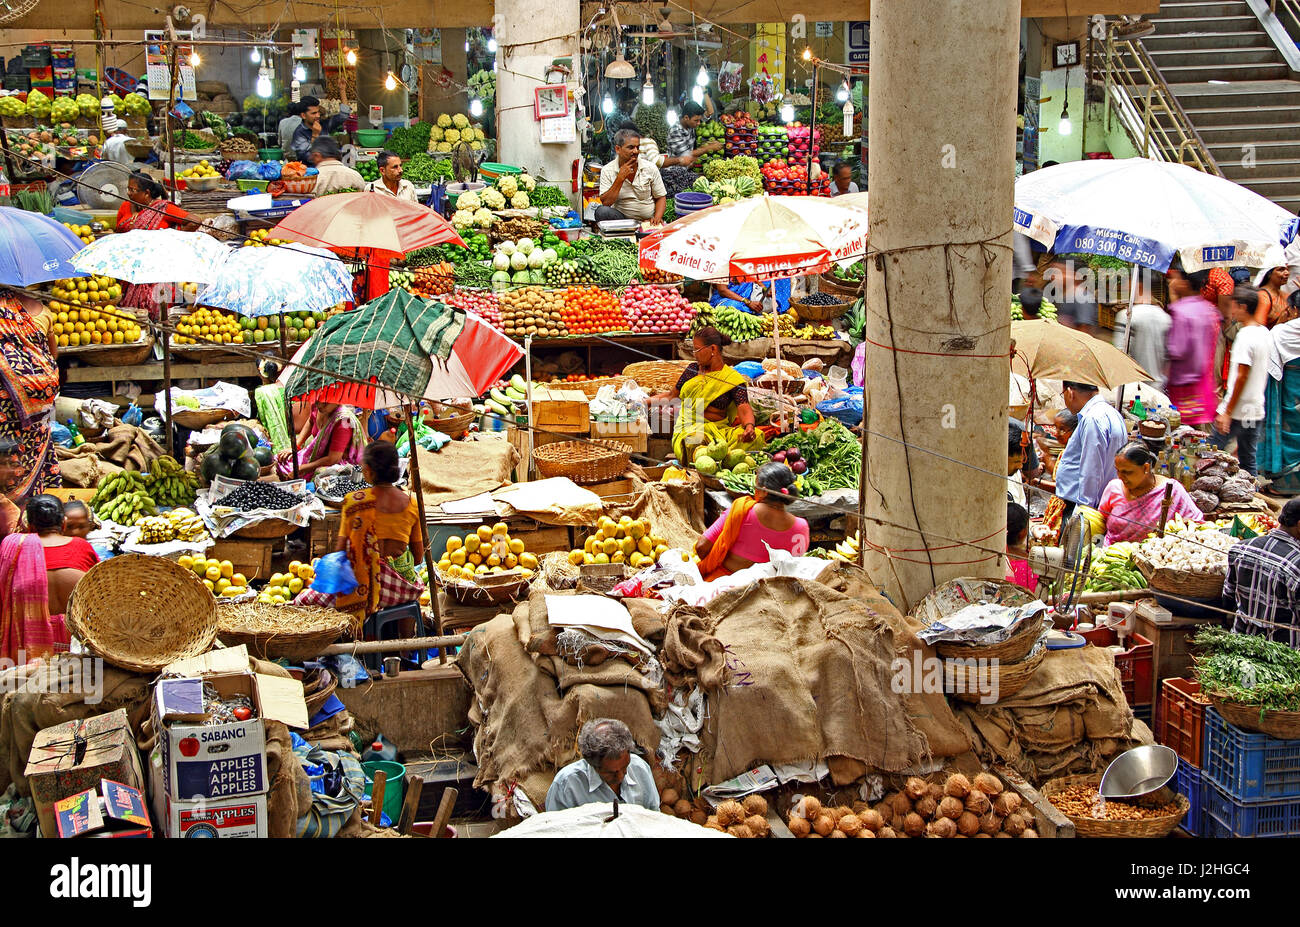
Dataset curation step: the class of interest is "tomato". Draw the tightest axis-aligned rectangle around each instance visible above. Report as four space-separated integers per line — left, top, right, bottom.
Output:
232 706 253 721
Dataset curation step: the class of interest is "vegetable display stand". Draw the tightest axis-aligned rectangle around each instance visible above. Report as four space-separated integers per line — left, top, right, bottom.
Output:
1080 626 1154 708
1173 760 1208 836
1157 678 1210 767
1202 707 1300 803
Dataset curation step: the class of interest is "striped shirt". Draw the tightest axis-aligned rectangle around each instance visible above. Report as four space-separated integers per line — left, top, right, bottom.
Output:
666 124 696 159
1223 529 1300 648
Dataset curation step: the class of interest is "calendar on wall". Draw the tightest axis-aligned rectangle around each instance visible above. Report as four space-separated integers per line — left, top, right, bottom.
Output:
539 113 576 144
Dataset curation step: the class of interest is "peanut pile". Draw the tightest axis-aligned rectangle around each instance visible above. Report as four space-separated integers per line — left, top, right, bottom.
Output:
1049 784 1182 821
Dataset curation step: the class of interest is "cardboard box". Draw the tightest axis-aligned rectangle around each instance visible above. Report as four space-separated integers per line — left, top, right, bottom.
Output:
26 709 147 839
54 780 152 838
591 418 649 454
531 387 589 431
150 762 267 837
153 669 307 801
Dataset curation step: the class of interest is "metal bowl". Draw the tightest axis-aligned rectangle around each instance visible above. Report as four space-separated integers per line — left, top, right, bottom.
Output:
1099 744 1179 799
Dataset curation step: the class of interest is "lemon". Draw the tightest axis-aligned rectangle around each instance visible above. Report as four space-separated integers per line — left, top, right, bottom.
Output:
220 560 233 579
288 577 304 594
205 565 221 582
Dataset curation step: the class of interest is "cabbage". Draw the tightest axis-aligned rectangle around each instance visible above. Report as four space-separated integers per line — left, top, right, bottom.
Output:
492 253 511 271
510 251 529 271
498 240 515 255
517 238 535 255
527 250 544 269
540 248 557 264
511 270 532 284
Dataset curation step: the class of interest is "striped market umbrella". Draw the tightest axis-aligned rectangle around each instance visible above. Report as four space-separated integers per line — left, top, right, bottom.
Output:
280 287 522 408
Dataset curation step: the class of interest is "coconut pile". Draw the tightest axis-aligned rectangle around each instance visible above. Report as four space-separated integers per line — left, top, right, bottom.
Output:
785 773 1037 839
661 791 772 839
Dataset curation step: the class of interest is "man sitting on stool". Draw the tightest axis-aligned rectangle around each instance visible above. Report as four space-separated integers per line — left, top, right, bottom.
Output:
545 718 660 812
595 129 666 226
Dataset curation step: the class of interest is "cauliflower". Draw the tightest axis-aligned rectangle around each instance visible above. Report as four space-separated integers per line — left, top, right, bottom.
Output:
517 174 536 192
452 113 469 129
470 140 484 151
510 191 530 209
436 141 453 153
452 209 475 229
436 114 452 128
481 188 507 210
444 128 461 143
473 208 495 228
497 175 518 198
429 126 444 142
456 191 482 211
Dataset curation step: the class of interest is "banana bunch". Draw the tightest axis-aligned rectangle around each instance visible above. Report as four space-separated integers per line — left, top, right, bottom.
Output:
145 456 198 507
1085 541 1148 592
90 471 157 526
688 301 716 337
759 309 797 337
831 532 861 562
135 508 209 545
713 303 765 342
792 323 835 340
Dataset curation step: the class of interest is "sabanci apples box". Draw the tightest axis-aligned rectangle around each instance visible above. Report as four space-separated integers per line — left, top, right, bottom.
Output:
154 672 267 800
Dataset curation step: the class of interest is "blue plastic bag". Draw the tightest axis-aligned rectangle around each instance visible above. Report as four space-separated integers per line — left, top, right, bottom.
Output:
226 159 261 180
51 422 74 448
257 161 282 181
733 361 765 380
310 550 359 595
818 388 864 426
121 403 143 427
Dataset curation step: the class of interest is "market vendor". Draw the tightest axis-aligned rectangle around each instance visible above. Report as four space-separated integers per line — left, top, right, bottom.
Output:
1223 498 1300 646
710 276 792 316
652 326 761 463
366 150 419 203
596 129 666 225
0 438 20 539
830 160 859 196
289 97 324 161
1097 443 1203 545
665 102 723 167
695 462 810 579
545 718 659 813
333 441 425 626
115 171 196 233
307 137 366 197
1053 381 1127 511
100 115 134 166
275 399 364 480
0 294 60 504
1034 409 1077 478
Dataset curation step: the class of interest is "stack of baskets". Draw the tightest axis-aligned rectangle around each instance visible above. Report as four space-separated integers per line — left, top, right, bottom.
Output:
533 439 630 485
217 601 352 662
623 360 690 392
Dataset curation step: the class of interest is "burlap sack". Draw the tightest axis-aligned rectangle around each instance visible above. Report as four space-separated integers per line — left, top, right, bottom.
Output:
87 424 166 472
53 445 123 488
624 597 667 645
603 477 706 552
416 437 519 507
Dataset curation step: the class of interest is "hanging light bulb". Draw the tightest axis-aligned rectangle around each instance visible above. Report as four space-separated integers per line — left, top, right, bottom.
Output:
256 68 273 98
836 81 849 102
601 94 614 114
293 62 306 82
464 40 470 52
1058 97 1072 135
345 48 358 66
642 79 654 105
691 84 704 105
189 51 201 67
801 47 812 61
384 71 397 91
666 107 678 126
695 65 708 86
488 37 498 53
470 97 484 118
780 102 794 123
250 46 261 63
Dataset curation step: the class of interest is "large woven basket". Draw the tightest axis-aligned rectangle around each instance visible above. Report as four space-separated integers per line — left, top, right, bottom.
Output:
216 601 351 662
912 577 1038 625
425 404 475 439
818 272 862 299
172 407 238 430
533 439 630 485
1042 774 1189 838
934 613 1050 663
439 571 532 608
944 646 1046 704
623 360 690 392
790 295 851 322
233 517 296 540
573 376 627 399
62 336 155 367
1133 554 1226 600
1208 696 1300 740
67 554 219 673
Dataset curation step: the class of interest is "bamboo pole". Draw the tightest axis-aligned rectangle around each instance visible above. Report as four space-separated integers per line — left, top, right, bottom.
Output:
403 405 446 663
280 312 301 479
321 633 466 656
161 325 174 456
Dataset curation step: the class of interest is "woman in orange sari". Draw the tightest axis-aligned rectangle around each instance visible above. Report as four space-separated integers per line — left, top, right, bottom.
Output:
695 463 810 581
333 441 425 629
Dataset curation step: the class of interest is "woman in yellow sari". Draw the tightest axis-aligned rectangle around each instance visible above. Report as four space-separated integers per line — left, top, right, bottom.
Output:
333 441 425 629
653 326 762 463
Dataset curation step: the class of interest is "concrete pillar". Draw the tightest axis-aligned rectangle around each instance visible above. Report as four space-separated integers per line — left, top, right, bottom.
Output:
863 0 1020 611
496 0 581 183
422 28 470 124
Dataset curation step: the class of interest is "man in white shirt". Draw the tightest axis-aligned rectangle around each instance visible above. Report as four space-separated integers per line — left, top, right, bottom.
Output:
1212 285 1270 476
100 116 135 166
366 150 419 203
307 137 365 196
830 160 859 196
544 718 659 813
597 129 666 224
1112 279 1171 390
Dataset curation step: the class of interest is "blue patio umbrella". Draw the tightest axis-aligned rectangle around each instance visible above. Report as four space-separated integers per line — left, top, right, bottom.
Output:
0 206 87 286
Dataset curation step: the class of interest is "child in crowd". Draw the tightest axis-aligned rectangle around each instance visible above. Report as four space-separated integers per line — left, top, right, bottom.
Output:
61 500 93 538
1005 501 1035 590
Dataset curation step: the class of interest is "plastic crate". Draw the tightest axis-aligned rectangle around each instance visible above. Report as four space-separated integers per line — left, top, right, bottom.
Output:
1133 703 1153 728
1174 760 1207 836
21 46 51 68
27 66 52 82
1203 777 1300 837
1203 707 1300 802
1158 677 1210 767
1080 626 1154 707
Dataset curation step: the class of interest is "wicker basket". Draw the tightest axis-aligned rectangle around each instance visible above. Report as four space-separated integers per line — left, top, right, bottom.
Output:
790 296 851 322
425 405 475 439
1133 554 1226 600
573 376 628 399
67 554 219 673
533 439 630 485
818 273 862 299
440 571 532 608
944 646 1046 703
277 177 317 195
912 578 1038 625
541 551 580 590
217 602 352 662
934 614 1050 663
1042 774 1189 838
61 336 155 367
1208 696 1300 740
622 360 690 392
172 407 238 430
233 517 296 540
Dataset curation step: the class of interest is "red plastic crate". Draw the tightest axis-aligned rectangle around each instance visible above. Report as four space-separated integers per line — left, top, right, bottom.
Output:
1156 677 1210 767
1081 626 1154 707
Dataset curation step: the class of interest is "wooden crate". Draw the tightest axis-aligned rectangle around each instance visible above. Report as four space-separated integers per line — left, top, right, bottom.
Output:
309 511 341 560
584 476 638 500
532 426 589 450
507 524 575 556
208 538 275 583
531 387 589 431
591 419 648 454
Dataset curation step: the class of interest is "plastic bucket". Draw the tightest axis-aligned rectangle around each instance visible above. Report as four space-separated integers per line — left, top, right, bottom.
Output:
355 128 388 147
479 162 523 180
362 760 406 825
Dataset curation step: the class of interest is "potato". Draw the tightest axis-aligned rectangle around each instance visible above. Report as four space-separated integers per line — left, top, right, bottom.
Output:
938 796 965 820
944 773 972 798
904 776 929 800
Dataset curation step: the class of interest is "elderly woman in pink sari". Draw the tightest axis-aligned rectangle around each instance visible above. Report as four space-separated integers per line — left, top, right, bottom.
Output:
275 401 365 480
1097 443 1204 545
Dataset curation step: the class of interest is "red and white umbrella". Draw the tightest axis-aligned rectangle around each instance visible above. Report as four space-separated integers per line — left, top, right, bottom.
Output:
639 194 869 283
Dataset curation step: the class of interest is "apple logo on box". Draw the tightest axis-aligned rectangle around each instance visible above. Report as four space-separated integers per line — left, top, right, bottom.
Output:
178 736 200 757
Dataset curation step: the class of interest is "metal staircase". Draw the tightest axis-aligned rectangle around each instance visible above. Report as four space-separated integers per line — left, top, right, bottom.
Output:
1097 0 1300 212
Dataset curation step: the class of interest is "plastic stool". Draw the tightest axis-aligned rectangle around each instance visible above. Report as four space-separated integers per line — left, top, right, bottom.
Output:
362 601 430 671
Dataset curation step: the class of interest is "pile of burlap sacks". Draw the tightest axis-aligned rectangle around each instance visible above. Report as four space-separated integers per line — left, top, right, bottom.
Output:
458 559 1152 810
